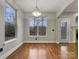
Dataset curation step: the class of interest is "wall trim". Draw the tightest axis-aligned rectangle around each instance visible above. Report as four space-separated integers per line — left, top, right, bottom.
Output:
68 41 77 43
23 41 77 43
0 42 23 59
23 41 60 43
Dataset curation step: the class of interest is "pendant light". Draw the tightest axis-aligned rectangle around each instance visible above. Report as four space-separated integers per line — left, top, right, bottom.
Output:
32 0 42 17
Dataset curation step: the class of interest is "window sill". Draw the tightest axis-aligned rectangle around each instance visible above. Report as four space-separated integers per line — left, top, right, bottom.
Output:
4 38 16 44
28 36 48 37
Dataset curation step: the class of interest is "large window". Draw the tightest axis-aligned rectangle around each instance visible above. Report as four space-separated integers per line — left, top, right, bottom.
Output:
29 16 47 36
5 4 17 41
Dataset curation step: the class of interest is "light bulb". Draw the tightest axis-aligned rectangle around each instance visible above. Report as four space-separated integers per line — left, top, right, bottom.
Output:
32 11 41 17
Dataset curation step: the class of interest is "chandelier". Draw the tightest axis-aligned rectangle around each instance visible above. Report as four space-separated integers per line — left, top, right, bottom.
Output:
32 0 42 17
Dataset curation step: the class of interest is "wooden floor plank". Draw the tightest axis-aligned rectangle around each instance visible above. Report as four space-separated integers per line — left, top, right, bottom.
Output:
6 43 78 59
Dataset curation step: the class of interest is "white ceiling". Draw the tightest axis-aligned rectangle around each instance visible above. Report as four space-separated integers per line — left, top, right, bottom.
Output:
64 0 78 13
15 0 77 13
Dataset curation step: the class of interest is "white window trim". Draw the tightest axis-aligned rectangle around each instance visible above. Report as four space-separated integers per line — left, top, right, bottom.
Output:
4 3 17 44
4 38 16 44
28 35 48 37
28 17 47 37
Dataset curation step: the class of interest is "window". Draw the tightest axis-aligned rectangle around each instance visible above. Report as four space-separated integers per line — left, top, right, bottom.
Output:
5 4 17 41
60 22 67 39
29 16 47 36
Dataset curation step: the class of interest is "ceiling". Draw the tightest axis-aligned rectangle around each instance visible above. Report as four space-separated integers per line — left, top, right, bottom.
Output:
64 0 78 13
14 0 76 13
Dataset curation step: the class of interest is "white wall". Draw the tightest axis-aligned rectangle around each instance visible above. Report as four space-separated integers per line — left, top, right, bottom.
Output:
0 1 5 49
23 12 57 43
0 0 24 58
24 12 77 43
0 0 77 58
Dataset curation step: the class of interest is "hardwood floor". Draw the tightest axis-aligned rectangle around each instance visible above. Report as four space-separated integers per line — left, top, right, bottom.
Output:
6 43 78 59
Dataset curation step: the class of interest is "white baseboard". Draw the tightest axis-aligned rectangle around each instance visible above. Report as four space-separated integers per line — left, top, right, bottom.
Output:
23 41 77 43
23 41 58 43
0 42 23 59
58 41 76 43
68 41 77 43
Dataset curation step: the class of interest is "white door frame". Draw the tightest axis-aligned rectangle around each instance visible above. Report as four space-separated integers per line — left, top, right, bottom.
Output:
58 18 70 43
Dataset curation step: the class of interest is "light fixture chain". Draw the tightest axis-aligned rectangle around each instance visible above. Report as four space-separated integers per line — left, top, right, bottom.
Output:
36 0 38 8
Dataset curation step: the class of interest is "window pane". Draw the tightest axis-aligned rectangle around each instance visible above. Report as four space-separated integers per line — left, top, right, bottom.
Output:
30 26 37 35
29 17 37 26
61 22 67 39
39 26 46 36
38 17 47 36
5 4 16 17
5 4 16 41
38 17 47 26
29 17 37 35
